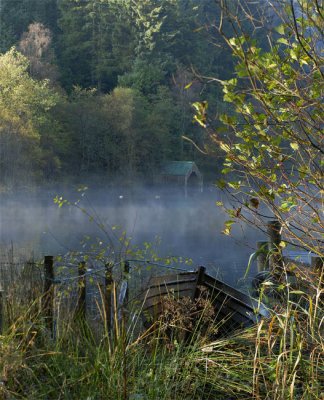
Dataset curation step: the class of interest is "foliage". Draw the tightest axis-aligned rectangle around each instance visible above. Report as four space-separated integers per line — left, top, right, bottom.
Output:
0 48 61 185
57 0 137 91
55 85 182 178
196 1 323 257
18 22 59 83
0 0 242 186
0 0 58 51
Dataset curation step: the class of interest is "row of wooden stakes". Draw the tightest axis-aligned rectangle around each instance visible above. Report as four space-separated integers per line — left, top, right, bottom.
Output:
0 257 130 336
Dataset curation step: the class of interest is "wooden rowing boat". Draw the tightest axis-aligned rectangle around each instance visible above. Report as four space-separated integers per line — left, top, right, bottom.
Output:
142 266 270 336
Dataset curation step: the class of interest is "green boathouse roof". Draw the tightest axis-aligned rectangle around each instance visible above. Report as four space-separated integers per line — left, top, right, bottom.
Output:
161 161 199 177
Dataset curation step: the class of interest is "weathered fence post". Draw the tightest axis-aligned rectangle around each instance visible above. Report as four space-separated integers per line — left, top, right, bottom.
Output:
75 261 86 320
123 261 130 305
311 256 323 273
122 261 130 400
0 291 3 335
256 241 269 272
42 255 54 335
105 263 113 332
116 261 130 325
311 256 323 289
267 220 283 275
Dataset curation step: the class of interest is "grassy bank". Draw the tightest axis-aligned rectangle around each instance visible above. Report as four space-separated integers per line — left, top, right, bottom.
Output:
0 258 323 399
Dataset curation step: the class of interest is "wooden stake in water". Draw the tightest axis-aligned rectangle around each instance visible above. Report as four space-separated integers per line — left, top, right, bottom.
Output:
311 256 323 272
75 261 86 320
123 261 130 305
42 255 54 335
105 263 113 333
267 220 283 275
0 291 3 334
122 261 130 400
311 256 323 288
256 241 269 272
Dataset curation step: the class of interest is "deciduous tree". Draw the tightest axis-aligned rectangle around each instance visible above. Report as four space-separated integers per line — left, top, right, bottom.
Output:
0 48 60 185
197 1 323 258
18 22 58 82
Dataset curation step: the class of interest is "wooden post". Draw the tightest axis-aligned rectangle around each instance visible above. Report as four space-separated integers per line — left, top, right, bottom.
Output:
311 256 323 289
0 291 3 335
256 241 269 272
194 266 206 299
123 261 130 305
267 220 283 275
42 256 54 335
122 262 129 400
75 261 86 320
311 256 323 272
105 263 113 332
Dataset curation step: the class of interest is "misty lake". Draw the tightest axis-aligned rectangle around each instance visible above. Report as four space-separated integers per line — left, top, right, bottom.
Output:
0 186 265 287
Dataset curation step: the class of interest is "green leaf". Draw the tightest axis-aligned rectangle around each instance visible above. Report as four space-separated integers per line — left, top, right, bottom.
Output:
300 58 308 66
220 142 231 152
277 38 289 45
216 179 227 189
222 220 235 236
229 37 240 48
228 181 241 190
270 174 277 183
221 168 232 174
279 201 296 212
290 49 298 60
290 142 299 151
275 24 285 35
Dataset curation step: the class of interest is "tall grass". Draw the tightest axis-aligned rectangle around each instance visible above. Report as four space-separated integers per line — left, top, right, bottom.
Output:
0 258 323 399
194 269 324 399
0 283 206 399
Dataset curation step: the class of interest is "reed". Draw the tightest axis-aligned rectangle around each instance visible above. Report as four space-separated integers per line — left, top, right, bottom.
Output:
195 269 324 399
0 255 322 399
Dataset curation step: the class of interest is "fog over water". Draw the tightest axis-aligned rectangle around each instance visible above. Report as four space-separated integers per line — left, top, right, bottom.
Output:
0 186 266 286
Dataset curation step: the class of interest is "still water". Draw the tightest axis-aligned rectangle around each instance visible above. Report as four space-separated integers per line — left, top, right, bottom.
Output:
0 186 264 286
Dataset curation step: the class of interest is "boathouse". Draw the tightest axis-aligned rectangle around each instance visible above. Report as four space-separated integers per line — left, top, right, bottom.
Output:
159 161 203 197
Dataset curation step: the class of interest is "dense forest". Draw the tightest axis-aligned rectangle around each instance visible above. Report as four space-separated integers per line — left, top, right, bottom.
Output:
0 0 244 188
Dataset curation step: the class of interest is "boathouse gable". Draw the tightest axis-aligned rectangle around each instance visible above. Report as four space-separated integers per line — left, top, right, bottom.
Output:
159 161 203 196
